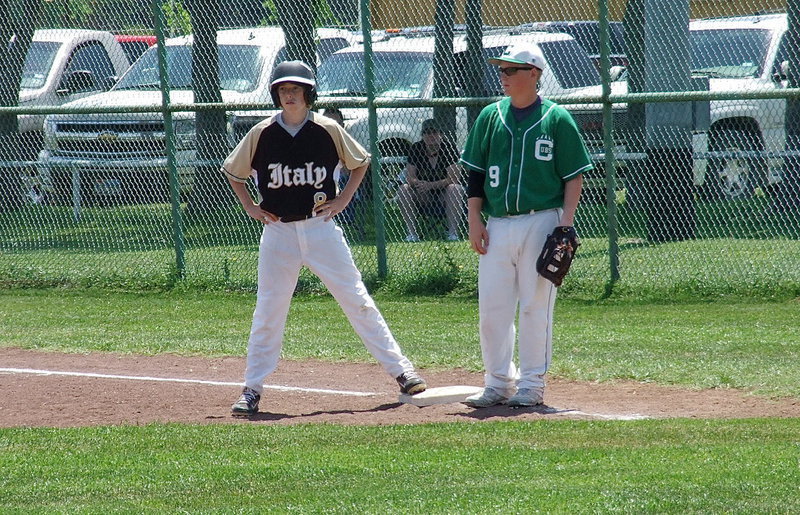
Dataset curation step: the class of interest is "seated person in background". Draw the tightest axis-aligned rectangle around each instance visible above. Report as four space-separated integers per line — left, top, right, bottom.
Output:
322 107 344 126
397 119 466 242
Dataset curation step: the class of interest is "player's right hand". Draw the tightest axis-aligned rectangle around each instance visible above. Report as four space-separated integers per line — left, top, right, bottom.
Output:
469 221 489 255
244 203 278 224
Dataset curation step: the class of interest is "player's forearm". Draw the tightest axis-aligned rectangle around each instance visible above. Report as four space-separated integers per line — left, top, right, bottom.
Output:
560 175 583 226
467 196 488 254
467 196 484 225
339 164 368 202
227 177 256 208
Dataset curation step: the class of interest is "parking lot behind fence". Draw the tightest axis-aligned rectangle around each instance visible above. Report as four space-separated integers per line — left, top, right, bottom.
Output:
1 0 799 298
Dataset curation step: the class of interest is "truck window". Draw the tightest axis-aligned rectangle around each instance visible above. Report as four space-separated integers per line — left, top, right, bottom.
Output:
64 41 116 92
539 39 601 89
690 28 770 78
271 38 346 70
119 41 151 65
481 46 505 96
317 38 349 63
116 45 261 92
453 47 504 97
21 41 62 89
318 51 431 98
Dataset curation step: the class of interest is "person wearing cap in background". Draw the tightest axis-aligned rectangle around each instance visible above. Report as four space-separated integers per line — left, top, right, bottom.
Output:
396 118 466 242
221 61 427 417
459 45 592 408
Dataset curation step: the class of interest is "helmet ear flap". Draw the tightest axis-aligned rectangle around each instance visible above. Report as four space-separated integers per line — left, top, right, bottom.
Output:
270 86 280 108
270 84 317 108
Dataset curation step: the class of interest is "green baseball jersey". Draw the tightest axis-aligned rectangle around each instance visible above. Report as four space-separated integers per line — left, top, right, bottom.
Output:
459 96 593 218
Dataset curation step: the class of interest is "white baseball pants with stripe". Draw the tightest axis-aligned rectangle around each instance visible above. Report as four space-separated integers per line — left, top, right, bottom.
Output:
244 216 415 394
478 208 561 395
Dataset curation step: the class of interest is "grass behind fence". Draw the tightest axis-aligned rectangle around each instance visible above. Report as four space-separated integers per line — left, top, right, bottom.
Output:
1 195 799 299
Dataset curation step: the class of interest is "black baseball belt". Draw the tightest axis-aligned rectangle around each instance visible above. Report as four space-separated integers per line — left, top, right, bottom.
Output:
279 214 314 223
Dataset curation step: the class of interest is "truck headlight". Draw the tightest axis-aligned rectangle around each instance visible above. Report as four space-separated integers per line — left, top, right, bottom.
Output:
226 117 237 148
43 117 57 149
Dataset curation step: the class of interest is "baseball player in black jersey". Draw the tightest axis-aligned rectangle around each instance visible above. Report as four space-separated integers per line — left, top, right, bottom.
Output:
222 61 427 416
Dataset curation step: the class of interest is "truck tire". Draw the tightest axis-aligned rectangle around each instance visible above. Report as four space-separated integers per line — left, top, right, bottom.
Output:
48 169 74 206
704 129 767 200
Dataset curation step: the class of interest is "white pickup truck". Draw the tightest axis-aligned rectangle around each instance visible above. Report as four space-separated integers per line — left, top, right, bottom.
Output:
36 27 354 206
18 29 130 156
10 29 129 204
690 13 790 199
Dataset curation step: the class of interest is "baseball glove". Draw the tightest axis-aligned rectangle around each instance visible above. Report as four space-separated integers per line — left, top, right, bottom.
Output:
536 226 580 287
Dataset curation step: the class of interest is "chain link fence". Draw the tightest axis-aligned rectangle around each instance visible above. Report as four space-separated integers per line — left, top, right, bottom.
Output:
1 0 799 298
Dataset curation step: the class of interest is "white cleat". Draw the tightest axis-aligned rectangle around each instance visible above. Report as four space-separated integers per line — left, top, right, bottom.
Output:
462 388 509 408
507 387 544 408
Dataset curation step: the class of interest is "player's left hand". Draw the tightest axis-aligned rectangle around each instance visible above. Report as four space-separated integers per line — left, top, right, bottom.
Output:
314 196 350 221
536 226 580 287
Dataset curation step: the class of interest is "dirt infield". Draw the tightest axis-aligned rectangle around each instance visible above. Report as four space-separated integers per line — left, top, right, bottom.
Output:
2 347 799 427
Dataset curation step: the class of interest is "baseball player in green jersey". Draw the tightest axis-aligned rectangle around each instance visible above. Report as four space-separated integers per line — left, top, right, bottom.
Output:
459 45 593 408
222 61 427 417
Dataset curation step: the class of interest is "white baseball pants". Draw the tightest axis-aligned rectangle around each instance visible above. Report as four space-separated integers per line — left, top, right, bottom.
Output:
478 208 561 395
244 216 414 393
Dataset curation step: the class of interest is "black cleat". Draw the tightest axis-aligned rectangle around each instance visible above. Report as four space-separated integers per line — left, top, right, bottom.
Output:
231 387 260 416
396 371 427 395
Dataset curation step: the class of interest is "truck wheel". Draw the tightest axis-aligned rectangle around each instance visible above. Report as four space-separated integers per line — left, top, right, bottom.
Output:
124 171 169 204
704 129 766 200
48 169 74 206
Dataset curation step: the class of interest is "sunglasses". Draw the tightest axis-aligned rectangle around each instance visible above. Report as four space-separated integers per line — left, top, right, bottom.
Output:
498 66 535 76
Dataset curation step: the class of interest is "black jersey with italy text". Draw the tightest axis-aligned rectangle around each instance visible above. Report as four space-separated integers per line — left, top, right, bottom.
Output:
221 112 370 219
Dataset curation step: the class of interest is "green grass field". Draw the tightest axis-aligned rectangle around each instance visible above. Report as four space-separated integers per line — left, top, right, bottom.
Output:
2 190 799 512
2 420 799 512
1 290 799 511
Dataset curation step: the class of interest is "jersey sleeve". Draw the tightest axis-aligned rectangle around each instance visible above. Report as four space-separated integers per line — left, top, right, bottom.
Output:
554 108 594 181
315 113 371 171
220 119 270 183
459 105 493 173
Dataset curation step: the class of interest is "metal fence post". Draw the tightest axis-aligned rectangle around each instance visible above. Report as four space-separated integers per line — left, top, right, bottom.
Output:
360 0 387 278
152 0 185 279
599 0 620 288
778 0 800 217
